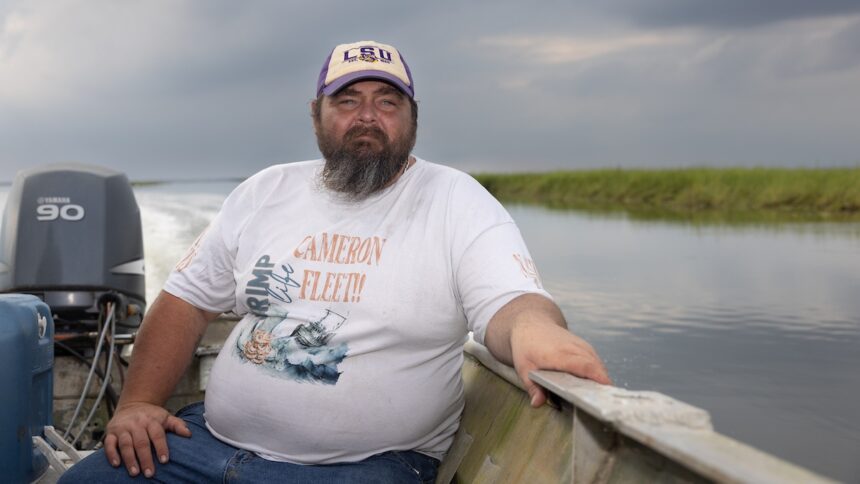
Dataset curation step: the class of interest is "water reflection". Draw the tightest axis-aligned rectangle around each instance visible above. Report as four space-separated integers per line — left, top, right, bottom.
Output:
507 204 860 482
527 201 860 230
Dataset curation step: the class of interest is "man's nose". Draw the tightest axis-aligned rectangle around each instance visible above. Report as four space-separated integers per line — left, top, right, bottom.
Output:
357 101 378 123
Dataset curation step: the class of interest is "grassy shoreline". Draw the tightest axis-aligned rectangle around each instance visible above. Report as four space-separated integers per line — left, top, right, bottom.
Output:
472 168 860 222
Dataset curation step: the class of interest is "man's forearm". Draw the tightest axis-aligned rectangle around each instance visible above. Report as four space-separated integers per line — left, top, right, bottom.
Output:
483 293 566 365
117 291 216 408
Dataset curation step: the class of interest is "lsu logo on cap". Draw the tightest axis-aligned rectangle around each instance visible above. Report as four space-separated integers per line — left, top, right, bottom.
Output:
318 40 414 98
347 45 393 64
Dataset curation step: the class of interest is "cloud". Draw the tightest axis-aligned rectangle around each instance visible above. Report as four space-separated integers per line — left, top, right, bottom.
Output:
603 0 860 30
675 15 860 81
0 0 326 178
422 13 860 169
478 32 686 66
1 1 859 179
0 1 312 108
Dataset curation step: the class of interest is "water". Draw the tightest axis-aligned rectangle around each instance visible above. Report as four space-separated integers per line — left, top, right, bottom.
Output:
133 182 237 303
3 182 859 481
509 205 860 483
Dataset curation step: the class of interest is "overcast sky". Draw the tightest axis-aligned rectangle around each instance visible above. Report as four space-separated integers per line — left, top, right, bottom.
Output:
1 1 859 181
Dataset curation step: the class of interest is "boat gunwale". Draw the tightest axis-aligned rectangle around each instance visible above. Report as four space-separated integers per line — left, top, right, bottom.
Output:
463 337 835 484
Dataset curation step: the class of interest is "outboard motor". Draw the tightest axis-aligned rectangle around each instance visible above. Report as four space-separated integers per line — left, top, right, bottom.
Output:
0 164 145 339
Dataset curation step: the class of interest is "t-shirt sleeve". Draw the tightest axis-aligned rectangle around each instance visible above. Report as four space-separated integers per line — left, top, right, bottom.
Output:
162 209 237 313
449 176 551 345
160 172 270 314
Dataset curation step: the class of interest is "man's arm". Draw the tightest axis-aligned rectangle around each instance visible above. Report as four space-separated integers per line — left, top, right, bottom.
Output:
103 290 220 478
483 293 612 408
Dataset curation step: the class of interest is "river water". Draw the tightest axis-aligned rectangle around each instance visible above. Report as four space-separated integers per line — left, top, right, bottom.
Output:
3 181 859 482
509 205 860 483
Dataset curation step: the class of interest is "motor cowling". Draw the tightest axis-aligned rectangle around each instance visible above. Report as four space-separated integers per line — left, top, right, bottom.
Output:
0 164 145 335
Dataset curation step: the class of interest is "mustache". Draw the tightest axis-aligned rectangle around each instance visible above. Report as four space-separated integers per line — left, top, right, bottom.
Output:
344 125 388 143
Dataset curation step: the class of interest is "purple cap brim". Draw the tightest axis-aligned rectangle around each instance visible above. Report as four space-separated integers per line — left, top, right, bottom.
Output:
321 70 414 99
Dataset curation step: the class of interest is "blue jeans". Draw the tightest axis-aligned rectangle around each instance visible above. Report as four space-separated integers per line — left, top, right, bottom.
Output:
59 402 439 483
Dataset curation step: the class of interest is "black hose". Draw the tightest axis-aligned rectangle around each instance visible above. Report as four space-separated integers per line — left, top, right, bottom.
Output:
54 340 120 410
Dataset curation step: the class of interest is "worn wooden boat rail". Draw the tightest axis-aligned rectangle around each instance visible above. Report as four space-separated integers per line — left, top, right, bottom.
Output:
437 339 835 484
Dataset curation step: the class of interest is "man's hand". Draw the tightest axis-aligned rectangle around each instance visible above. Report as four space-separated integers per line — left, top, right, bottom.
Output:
104 402 191 478
99 291 218 477
510 318 611 407
484 293 612 408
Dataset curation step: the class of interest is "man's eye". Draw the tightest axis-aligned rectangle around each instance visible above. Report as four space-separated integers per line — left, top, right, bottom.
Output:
339 99 357 105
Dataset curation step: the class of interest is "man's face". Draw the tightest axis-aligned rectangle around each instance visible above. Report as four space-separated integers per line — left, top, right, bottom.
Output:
313 80 417 200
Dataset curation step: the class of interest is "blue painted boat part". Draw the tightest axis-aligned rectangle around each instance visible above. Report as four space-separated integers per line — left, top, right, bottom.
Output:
0 294 54 483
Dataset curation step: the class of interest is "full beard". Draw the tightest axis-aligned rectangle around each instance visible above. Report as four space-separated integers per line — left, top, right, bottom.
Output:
317 124 415 201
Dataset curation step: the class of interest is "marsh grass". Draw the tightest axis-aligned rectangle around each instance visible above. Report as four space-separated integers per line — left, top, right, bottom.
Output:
473 168 860 222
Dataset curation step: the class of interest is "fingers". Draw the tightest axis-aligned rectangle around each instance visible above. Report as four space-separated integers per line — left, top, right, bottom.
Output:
103 433 121 467
166 415 192 438
147 420 170 467
514 361 549 408
517 357 610 408
512 337 613 406
117 431 141 477
575 359 612 386
102 403 186 477
540 331 612 385
550 351 612 386
527 385 547 408
518 344 611 386
132 425 157 478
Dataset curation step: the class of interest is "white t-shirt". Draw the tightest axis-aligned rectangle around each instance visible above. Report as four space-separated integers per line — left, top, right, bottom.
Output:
164 158 550 464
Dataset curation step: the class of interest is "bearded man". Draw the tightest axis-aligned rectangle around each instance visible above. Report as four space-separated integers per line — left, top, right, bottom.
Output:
60 40 610 483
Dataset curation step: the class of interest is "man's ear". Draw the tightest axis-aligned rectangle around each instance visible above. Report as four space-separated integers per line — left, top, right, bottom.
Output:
310 99 321 130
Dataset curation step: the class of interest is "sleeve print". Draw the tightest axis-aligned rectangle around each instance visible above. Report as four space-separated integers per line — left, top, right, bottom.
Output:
175 225 210 272
512 253 543 290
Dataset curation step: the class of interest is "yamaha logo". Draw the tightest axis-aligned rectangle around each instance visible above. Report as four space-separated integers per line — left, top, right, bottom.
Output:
36 196 85 221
